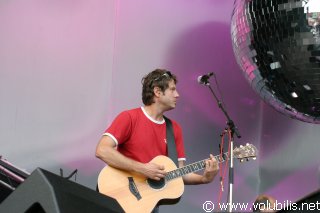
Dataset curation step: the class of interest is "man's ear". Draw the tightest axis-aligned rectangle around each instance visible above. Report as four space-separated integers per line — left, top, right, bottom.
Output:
153 86 162 97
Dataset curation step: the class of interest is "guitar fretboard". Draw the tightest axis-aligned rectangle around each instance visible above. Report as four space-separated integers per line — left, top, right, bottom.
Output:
165 152 229 181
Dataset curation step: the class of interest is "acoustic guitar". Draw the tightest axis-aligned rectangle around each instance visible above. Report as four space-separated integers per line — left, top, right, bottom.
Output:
98 143 257 213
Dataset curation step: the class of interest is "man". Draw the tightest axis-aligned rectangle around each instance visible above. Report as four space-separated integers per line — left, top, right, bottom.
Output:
95 69 219 211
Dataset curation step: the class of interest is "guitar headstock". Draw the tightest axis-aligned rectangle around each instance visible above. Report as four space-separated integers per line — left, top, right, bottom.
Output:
233 143 257 162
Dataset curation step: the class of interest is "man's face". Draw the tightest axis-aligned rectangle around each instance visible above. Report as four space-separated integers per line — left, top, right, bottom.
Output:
158 80 179 110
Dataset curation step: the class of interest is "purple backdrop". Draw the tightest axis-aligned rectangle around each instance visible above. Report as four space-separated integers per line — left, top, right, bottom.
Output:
1 1 319 212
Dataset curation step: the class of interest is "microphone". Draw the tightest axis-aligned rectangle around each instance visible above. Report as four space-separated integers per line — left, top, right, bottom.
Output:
197 72 214 85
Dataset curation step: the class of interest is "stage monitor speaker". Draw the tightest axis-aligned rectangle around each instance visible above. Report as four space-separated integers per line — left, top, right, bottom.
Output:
277 189 320 212
0 168 124 213
0 181 14 204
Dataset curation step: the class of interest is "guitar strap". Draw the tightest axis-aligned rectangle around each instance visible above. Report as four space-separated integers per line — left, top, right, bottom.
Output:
163 116 178 167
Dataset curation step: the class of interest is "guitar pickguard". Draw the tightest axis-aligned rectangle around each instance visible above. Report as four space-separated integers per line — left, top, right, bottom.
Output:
128 177 141 200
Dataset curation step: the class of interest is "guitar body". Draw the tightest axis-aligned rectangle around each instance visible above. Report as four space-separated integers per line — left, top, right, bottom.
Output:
98 155 184 213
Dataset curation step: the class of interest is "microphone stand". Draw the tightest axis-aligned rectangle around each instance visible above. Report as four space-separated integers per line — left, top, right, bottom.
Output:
201 78 241 212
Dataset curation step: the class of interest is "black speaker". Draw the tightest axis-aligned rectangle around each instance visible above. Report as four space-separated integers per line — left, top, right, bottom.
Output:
0 181 14 203
277 189 320 212
0 168 124 213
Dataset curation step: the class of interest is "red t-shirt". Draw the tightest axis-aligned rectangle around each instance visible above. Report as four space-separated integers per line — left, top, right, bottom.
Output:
104 107 186 163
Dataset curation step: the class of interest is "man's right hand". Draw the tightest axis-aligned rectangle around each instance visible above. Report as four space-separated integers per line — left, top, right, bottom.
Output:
141 162 167 180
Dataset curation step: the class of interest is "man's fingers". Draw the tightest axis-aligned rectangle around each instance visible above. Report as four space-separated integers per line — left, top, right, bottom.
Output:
158 164 165 170
153 177 161 181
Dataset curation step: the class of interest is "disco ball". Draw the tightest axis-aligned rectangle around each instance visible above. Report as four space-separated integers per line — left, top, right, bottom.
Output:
231 0 320 123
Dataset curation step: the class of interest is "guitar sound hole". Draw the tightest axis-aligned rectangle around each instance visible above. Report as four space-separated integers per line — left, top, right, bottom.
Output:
146 178 165 190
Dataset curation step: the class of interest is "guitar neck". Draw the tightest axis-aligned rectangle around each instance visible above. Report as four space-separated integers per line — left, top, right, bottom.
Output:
165 152 229 181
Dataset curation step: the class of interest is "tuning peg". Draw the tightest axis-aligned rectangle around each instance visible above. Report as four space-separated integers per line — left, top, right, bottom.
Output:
252 157 256 160
246 143 249 146
240 145 243 148
240 159 244 163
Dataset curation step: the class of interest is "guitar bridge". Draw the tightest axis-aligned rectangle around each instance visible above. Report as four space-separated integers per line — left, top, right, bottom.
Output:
128 177 142 200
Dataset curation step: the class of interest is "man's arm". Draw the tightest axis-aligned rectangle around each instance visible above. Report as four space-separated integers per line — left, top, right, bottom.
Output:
181 154 219 185
95 135 166 180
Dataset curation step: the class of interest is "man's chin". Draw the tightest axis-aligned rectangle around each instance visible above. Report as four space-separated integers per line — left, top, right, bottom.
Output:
165 105 176 111
170 104 176 109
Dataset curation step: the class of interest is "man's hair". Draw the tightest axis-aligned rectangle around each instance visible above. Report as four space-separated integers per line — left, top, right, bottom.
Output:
141 69 177 105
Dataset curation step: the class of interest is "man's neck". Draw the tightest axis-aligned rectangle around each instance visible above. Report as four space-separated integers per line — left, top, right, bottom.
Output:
143 105 164 121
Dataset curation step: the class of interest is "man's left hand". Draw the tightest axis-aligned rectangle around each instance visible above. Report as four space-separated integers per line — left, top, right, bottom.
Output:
202 154 219 184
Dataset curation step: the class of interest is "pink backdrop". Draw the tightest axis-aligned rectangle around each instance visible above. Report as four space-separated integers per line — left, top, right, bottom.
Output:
1 1 319 212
